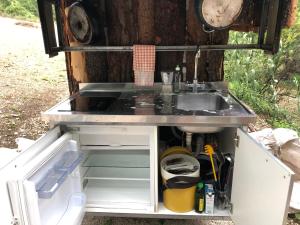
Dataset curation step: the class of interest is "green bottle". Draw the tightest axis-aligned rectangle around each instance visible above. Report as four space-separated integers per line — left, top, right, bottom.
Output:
195 182 205 213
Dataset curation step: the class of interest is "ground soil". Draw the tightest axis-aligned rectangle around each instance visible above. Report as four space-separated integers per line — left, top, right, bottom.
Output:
0 16 68 148
0 16 297 225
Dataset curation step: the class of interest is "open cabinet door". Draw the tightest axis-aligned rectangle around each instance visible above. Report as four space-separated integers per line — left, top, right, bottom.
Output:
231 129 294 225
7 127 86 225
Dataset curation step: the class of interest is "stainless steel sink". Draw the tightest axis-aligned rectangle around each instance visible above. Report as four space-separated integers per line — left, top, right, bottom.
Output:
176 92 229 133
176 93 229 111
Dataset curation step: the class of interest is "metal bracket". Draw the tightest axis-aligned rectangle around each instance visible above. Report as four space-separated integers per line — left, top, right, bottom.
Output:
234 135 240 148
229 203 234 214
61 125 80 133
263 0 285 54
37 0 63 57
36 0 285 56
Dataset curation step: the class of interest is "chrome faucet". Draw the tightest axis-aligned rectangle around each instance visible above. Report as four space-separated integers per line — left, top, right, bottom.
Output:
193 48 201 93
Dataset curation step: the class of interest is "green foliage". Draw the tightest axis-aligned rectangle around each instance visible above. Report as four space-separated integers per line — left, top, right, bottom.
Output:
225 9 300 133
0 0 38 20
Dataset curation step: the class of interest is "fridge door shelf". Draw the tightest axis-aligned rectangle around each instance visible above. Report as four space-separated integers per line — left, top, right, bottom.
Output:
54 150 84 174
36 169 68 199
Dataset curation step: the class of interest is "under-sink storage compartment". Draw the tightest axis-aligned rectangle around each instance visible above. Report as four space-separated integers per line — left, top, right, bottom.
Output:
156 126 236 217
81 149 154 211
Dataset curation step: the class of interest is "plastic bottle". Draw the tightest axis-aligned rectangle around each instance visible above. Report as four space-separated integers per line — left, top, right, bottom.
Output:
173 65 182 93
195 182 205 213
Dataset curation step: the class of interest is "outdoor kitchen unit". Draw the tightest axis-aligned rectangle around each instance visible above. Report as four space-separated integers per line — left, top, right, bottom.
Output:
0 0 297 225
0 82 295 225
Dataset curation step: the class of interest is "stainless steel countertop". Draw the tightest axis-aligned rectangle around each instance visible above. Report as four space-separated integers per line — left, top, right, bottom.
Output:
42 82 256 127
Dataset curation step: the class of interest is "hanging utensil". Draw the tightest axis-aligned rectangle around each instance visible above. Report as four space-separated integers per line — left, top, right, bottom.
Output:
67 1 100 44
194 0 244 32
204 144 218 182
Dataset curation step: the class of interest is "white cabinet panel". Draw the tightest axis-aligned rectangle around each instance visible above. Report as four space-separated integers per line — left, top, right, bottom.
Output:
232 129 294 225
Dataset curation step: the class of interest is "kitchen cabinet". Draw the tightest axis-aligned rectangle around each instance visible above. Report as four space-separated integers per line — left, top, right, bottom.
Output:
0 124 294 225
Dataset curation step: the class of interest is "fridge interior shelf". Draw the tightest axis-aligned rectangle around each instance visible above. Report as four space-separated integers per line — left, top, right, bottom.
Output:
84 167 150 181
84 179 151 210
82 150 150 168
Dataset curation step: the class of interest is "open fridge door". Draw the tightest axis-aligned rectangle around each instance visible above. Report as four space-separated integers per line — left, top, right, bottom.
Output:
6 127 86 225
231 128 294 225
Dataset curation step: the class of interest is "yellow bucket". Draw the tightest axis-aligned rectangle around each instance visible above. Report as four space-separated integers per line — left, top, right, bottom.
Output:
160 149 200 213
163 185 197 213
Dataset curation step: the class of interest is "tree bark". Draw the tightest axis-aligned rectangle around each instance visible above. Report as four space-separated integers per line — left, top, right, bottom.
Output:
62 0 265 93
84 0 108 83
105 0 137 82
62 0 107 94
154 0 186 81
186 0 229 82
186 0 209 82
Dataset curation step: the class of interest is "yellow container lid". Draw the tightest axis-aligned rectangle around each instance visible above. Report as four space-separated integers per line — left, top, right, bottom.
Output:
160 146 192 161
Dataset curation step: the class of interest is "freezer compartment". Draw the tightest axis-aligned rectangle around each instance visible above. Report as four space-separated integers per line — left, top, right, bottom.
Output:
78 126 152 147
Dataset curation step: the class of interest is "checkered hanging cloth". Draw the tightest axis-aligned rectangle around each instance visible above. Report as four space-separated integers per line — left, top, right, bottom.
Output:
133 45 156 72
133 45 156 86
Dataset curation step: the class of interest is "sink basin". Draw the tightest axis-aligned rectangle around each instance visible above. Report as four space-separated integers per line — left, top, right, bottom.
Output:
176 93 229 111
177 126 224 133
176 93 229 133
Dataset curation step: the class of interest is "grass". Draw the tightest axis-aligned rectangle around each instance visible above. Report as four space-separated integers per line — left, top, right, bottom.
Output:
224 5 300 133
0 0 38 20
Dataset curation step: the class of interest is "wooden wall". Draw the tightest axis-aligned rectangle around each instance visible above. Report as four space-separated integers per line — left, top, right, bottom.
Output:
60 0 297 94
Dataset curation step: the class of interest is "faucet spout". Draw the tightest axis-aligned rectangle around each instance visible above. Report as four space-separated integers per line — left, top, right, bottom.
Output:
193 49 201 93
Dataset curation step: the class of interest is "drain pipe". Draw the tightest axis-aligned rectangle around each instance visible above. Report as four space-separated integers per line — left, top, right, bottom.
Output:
186 132 193 152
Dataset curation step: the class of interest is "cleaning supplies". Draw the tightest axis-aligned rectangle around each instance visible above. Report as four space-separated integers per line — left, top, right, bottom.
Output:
205 183 215 214
195 182 205 213
204 144 217 182
173 65 182 93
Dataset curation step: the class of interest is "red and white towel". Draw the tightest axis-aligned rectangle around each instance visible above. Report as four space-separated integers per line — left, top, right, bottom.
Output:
133 45 156 86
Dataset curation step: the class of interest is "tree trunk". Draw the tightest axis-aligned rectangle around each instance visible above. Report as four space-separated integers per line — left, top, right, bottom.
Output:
62 0 107 94
154 0 186 81
84 0 108 83
105 0 137 82
186 0 229 82
62 0 241 93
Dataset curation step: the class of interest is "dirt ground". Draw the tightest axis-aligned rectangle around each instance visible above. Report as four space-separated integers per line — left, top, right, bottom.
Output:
0 17 68 148
0 16 297 225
